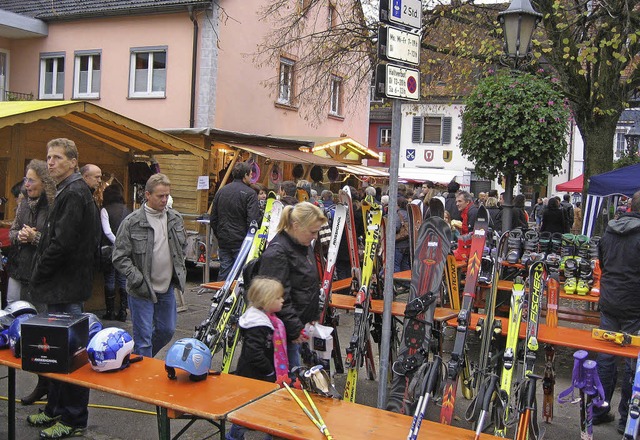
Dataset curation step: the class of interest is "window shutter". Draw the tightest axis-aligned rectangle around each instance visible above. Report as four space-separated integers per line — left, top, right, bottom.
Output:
442 117 452 144
412 117 423 143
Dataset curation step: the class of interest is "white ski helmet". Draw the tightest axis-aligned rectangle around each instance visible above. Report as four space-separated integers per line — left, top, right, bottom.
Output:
87 327 135 372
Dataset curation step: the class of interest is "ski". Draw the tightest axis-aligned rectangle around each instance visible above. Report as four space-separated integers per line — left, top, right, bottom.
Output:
440 205 489 425
193 221 257 350
267 199 283 243
339 186 361 290
592 328 640 347
445 254 461 310
386 207 451 415
513 260 546 440
220 194 278 372
318 204 347 323
495 276 526 437
408 203 423 266
623 352 640 439
343 195 381 402
542 272 560 423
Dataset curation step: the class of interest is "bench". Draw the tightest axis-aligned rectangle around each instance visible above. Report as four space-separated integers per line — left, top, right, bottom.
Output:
228 387 503 440
445 313 639 359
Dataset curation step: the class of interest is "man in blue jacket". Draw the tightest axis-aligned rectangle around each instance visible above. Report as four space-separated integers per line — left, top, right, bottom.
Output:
593 190 640 434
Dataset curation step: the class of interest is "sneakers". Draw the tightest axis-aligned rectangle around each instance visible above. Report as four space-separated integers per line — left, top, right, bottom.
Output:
27 410 60 427
40 421 85 439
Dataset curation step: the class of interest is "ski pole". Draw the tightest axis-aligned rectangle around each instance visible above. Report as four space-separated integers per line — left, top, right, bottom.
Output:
303 388 333 440
407 356 441 440
623 352 640 439
581 359 608 440
283 382 331 439
557 350 589 404
475 373 501 440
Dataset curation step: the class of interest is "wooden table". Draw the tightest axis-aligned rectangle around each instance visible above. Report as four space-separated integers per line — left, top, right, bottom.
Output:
228 387 502 440
0 350 278 440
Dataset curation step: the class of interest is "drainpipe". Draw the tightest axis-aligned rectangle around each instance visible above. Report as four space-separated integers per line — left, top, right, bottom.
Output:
188 6 199 128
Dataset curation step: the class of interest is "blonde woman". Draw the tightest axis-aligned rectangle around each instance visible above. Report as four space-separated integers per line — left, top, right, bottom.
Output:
257 202 327 368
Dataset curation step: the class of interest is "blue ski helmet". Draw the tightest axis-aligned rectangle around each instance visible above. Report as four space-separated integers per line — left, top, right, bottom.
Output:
87 327 135 372
8 313 36 358
84 313 103 342
165 338 212 382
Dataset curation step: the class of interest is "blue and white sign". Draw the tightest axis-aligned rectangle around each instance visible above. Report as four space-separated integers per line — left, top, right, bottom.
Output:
390 0 422 29
406 149 416 161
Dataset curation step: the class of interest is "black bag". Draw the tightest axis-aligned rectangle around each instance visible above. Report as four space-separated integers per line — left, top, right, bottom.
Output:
242 256 262 290
99 245 113 269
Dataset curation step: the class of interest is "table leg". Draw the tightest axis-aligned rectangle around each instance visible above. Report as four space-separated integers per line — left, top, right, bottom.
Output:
8 366 15 440
156 406 170 440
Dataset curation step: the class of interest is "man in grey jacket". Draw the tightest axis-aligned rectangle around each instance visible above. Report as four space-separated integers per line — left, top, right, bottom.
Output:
113 173 186 357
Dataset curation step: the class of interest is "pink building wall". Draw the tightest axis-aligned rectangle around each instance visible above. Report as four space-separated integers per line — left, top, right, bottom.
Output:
214 1 370 145
7 13 194 128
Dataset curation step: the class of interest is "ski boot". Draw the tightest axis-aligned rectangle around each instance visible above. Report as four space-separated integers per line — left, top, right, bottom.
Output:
576 258 592 295
575 234 591 260
538 231 552 256
454 234 472 263
563 257 578 294
522 229 540 266
550 232 563 255
506 228 524 264
546 252 561 274
559 233 576 271
588 236 600 260
478 255 494 285
590 259 601 296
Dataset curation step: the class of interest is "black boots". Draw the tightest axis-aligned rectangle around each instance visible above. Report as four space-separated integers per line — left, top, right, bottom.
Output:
117 290 128 322
102 288 116 320
21 375 49 405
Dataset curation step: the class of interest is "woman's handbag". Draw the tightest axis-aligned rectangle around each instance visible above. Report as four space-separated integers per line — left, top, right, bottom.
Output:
396 220 409 242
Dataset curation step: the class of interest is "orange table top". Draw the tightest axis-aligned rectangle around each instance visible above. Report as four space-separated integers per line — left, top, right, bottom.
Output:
0 350 277 421
228 388 501 440
445 313 639 359
201 277 353 293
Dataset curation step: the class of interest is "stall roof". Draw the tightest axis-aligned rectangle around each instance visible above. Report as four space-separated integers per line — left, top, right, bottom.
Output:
304 136 379 160
0 101 209 159
337 164 389 178
223 143 346 167
165 127 315 149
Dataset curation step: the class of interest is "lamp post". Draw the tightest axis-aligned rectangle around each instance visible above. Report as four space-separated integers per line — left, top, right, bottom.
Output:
497 0 542 231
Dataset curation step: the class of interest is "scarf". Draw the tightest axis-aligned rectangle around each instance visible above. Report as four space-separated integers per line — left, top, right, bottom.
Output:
268 313 290 387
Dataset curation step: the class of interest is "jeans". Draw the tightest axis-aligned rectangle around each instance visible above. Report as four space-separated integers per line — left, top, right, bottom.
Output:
103 265 126 291
594 310 640 424
218 247 240 281
288 341 301 369
394 246 411 288
128 286 177 357
44 302 90 428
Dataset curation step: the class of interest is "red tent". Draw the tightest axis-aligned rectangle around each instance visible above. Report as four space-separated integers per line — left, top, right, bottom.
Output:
556 174 583 192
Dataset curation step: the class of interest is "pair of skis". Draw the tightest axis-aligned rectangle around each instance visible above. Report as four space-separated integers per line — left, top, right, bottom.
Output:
343 195 381 402
440 205 489 424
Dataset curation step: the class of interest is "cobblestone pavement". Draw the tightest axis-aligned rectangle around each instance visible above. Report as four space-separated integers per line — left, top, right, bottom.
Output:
0 270 626 439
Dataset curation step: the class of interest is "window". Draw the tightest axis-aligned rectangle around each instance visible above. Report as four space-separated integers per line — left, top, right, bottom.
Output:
74 52 101 99
379 127 391 148
328 4 337 29
39 54 64 99
278 57 295 106
411 116 453 144
329 75 342 116
615 130 627 158
129 47 167 98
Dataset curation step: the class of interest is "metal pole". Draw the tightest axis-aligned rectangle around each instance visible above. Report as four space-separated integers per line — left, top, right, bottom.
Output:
377 98 402 408
502 173 514 232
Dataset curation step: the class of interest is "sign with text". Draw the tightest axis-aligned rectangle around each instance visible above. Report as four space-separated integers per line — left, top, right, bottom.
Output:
380 0 422 30
378 25 420 66
377 64 420 101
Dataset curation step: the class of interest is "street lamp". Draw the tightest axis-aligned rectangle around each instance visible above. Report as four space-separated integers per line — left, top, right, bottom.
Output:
498 0 542 231
498 0 543 68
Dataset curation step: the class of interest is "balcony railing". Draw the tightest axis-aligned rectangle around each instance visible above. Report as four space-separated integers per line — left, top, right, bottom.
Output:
3 90 34 101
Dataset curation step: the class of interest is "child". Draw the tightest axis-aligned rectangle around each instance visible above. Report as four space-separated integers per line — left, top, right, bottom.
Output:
226 277 286 440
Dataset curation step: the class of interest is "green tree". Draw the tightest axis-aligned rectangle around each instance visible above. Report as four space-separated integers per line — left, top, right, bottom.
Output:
459 71 570 185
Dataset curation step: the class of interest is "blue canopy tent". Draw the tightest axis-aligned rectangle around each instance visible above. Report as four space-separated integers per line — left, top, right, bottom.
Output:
582 163 640 236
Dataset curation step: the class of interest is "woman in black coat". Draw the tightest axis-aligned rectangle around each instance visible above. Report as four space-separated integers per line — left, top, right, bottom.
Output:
541 197 566 233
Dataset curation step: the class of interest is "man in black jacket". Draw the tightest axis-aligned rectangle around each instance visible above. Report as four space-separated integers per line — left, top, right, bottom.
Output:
211 162 260 281
592 190 640 433
28 138 100 439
